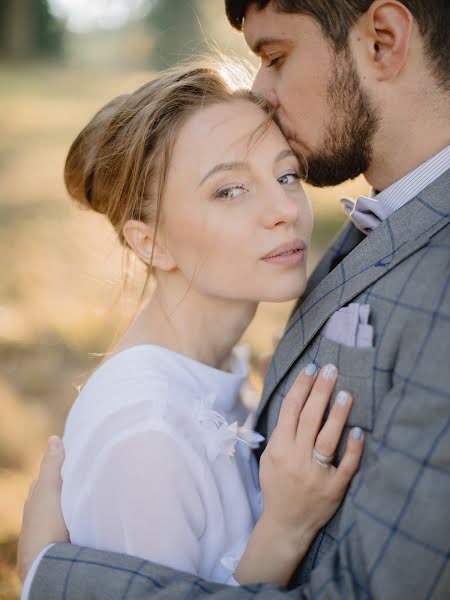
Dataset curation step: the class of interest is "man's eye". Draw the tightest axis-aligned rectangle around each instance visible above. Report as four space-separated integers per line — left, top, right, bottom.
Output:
266 56 282 68
215 185 246 200
278 172 300 185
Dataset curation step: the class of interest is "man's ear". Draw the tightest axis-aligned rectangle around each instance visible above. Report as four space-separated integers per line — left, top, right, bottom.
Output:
357 0 413 81
122 219 177 271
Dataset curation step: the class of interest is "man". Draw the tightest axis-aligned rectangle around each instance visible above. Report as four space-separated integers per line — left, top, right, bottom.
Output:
18 1 450 598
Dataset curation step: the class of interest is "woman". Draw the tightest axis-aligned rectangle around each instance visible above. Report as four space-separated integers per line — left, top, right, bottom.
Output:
57 61 363 588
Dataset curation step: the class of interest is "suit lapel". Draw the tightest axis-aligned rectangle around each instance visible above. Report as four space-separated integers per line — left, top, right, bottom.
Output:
257 170 450 421
296 222 365 309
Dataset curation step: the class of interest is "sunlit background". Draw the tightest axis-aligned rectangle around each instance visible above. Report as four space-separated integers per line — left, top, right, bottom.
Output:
0 1 370 597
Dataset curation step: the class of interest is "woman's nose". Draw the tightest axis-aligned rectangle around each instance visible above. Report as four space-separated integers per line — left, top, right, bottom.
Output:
262 186 300 229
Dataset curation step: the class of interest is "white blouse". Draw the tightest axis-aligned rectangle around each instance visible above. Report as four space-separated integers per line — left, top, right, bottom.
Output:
61 345 264 585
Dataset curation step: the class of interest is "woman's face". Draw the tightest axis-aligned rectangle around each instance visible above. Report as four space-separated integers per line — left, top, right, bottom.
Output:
161 99 313 303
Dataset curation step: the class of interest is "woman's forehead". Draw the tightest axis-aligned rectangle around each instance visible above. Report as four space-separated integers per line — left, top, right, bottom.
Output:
172 100 286 171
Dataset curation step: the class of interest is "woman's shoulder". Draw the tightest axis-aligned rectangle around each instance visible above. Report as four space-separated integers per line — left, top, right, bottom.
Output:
63 345 199 459
61 407 206 533
82 343 175 388
61 347 209 512
66 346 168 416
75 343 198 406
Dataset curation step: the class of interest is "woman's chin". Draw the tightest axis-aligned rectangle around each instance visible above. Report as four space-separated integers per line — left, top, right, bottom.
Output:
258 284 307 304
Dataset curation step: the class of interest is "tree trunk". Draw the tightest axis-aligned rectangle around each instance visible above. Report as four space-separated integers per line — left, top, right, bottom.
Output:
2 0 37 59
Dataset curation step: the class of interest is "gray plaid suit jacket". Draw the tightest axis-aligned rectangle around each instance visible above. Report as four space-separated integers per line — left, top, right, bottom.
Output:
29 169 450 599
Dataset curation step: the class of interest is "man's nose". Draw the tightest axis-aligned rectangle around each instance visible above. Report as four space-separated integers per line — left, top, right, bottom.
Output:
252 69 280 110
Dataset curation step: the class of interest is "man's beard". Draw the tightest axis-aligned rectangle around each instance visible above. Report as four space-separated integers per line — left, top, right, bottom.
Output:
304 48 381 187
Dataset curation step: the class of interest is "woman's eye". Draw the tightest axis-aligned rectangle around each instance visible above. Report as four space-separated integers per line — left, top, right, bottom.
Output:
278 172 300 185
215 185 246 200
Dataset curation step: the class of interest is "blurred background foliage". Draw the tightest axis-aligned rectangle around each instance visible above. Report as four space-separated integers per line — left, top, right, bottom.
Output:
0 1 369 597
0 0 64 60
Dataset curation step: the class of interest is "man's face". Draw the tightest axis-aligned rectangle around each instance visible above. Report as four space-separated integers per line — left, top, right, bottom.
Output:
243 2 380 186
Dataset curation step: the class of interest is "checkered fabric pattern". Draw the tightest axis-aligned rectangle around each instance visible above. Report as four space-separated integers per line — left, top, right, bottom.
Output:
30 169 450 599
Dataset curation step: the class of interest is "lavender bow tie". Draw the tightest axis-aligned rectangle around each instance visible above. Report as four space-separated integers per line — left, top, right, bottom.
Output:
340 195 394 235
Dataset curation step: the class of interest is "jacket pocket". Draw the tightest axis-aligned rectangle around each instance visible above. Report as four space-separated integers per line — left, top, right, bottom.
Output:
304 334 376 431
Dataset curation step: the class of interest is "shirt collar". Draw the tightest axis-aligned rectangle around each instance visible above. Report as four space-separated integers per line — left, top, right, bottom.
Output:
372 144 450 211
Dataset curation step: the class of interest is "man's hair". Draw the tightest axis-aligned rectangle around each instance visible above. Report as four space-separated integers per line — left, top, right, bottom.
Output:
225 0 450 90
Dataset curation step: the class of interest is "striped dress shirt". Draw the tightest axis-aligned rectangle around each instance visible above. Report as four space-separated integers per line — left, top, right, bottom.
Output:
372 143 450 209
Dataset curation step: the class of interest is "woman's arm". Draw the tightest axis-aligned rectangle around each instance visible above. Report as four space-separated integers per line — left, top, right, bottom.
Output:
234 364 364 586
76 429 205 575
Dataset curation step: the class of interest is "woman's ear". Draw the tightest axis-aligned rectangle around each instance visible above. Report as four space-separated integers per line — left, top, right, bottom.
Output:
122 220 177 271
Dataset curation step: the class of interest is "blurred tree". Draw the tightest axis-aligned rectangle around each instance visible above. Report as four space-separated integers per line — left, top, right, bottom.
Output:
0 0 64 60
147 0 208 70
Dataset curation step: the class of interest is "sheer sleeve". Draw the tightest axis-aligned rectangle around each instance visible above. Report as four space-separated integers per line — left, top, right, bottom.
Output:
83 429 206 576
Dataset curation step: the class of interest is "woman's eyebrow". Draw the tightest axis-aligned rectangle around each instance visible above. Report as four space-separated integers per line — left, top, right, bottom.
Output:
275 149 297 163
198 161 248 187
198 150 297 187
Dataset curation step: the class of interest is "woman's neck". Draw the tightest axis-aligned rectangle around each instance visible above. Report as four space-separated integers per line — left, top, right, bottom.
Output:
118 284 257 372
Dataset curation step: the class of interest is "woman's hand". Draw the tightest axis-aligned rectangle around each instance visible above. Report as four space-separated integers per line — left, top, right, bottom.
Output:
259 363 363 545
17 436 69 583
234 363 363 586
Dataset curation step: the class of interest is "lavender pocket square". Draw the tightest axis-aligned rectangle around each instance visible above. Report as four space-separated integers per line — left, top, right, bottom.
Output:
322 303 374 348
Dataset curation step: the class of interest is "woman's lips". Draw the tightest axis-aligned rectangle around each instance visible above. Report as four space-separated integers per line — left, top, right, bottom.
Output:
262 248 305 266
261 239 306 266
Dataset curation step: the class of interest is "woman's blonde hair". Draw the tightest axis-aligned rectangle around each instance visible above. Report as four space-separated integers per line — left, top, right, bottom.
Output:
64 58 270 296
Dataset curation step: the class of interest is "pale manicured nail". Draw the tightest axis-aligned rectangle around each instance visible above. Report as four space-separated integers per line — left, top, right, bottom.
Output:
352 427 363 441
304 363 317 377
322 364 337 380
336 391 349 406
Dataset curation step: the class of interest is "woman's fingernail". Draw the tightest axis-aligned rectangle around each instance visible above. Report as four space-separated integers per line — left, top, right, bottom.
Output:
322 364 337 380
336 391 349 406
304 363 317 377
352 427 363 441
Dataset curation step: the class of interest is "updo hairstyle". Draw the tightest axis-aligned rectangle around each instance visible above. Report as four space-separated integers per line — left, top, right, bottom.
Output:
64 60 260 251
